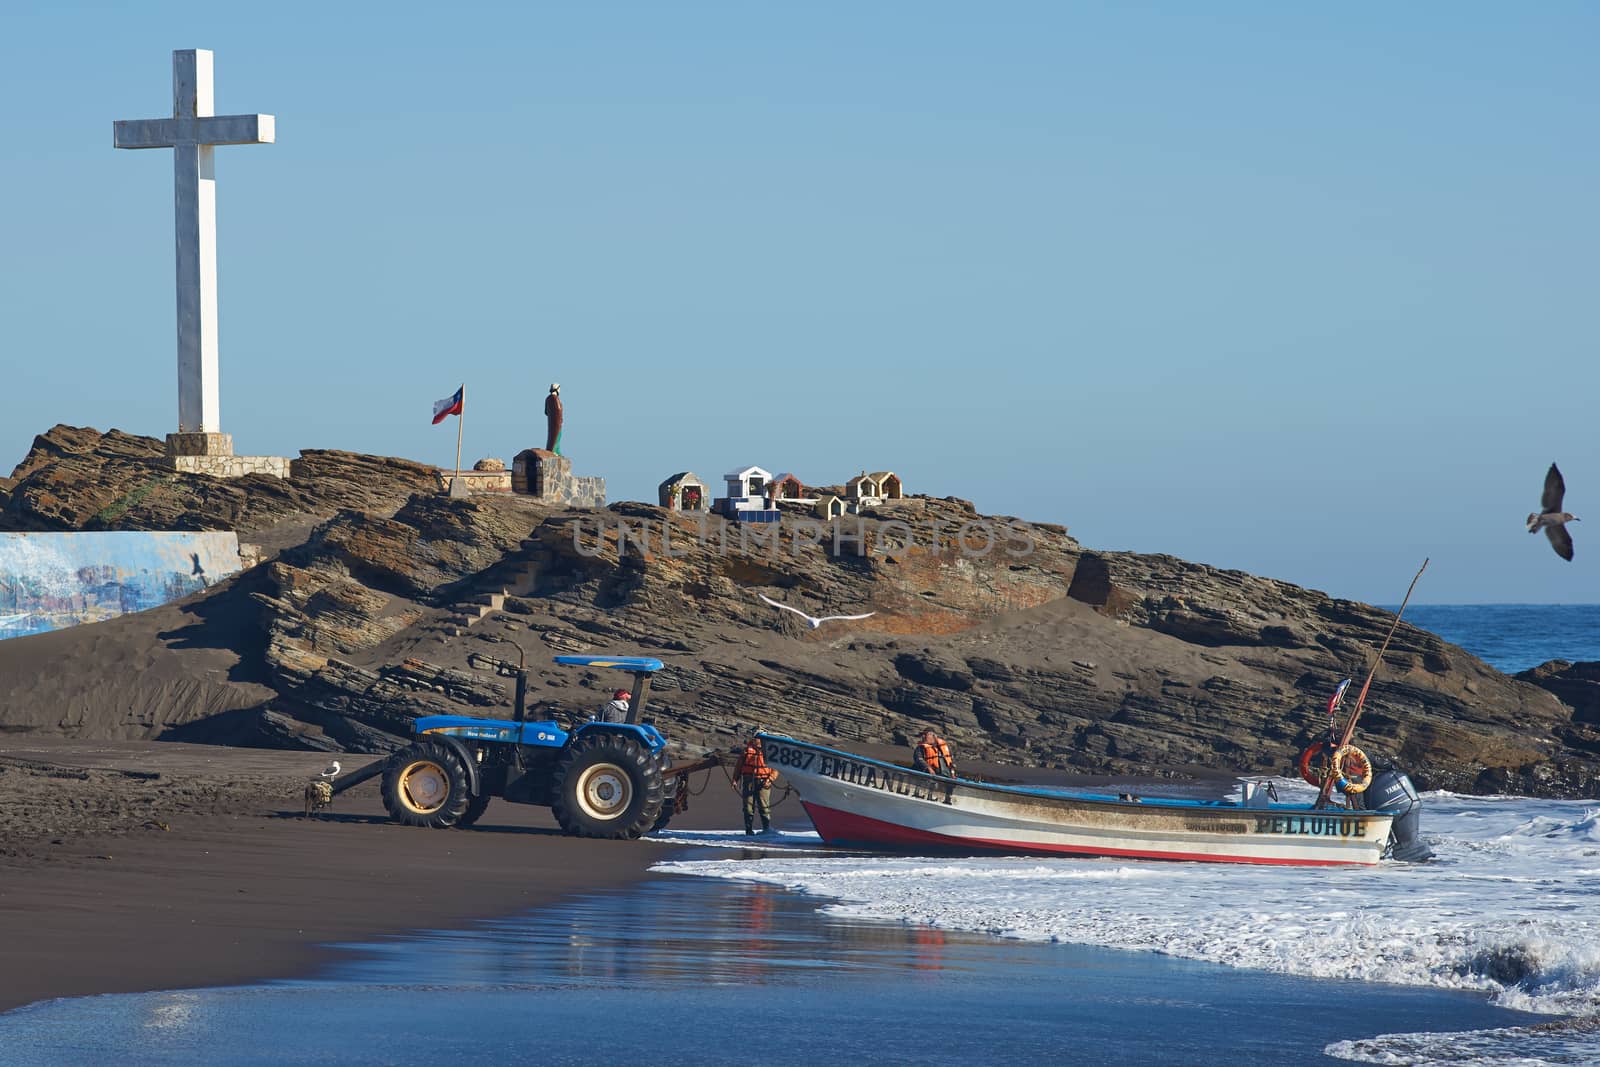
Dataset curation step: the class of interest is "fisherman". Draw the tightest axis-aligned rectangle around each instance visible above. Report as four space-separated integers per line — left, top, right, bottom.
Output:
734 734 779 835
913 728 956 777
597 689 631 723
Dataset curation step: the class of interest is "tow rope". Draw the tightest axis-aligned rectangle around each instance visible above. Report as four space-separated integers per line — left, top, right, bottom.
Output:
720 761 798 810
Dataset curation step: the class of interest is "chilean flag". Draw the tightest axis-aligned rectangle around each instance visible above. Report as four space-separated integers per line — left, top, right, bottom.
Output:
431 386 463 424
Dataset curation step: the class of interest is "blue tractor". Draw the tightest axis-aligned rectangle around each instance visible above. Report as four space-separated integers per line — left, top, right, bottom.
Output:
343 653 680 839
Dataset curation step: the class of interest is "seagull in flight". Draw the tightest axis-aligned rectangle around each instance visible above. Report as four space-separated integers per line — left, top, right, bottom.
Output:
319 760 341 779
757 593 875 630
1528 463 1579 561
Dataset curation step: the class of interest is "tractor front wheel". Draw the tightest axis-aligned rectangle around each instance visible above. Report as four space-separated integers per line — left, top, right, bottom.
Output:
381 742 473 829
551 734 664 839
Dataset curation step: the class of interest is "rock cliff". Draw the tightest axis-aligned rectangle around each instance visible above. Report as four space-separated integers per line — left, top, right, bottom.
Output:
2 427 1596 798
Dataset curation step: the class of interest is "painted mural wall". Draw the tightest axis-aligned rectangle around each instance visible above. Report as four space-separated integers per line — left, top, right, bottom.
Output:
0 532 243 641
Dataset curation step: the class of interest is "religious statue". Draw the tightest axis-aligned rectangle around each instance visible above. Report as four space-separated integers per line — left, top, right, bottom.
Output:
544 383 563 455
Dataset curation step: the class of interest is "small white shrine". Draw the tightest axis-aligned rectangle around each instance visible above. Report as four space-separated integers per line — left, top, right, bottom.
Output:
716 465 780 522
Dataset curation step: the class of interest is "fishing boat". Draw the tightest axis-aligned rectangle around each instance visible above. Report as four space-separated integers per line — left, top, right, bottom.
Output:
758 732 1426 867
764 561 1440 867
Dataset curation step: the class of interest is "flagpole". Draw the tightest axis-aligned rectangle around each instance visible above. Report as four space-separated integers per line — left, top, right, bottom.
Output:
453 383 465 486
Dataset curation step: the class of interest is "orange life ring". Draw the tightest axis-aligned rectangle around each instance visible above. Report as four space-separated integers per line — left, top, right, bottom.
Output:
1332 744 1373 794
1296 740 1334 786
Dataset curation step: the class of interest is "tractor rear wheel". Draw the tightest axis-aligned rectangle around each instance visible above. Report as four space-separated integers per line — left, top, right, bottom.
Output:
456 793 492 829
649 774 684 834
551 734 665 839
381 741 473 829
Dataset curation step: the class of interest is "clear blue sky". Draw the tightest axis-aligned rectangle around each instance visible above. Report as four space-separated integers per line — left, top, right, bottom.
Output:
2 2 1594 604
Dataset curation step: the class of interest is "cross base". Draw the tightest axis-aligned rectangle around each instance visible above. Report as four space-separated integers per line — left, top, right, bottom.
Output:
166 431 235 457
164 432 291 480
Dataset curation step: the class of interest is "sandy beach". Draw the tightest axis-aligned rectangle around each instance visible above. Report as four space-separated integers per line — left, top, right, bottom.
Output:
0 735 1189 1016
0 738 753 1015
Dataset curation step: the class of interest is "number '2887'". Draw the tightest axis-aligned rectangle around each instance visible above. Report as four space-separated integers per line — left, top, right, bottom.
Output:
765 745 815 771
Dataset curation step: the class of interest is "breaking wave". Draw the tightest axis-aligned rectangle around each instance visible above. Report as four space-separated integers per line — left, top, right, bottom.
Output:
656 788 1600 1064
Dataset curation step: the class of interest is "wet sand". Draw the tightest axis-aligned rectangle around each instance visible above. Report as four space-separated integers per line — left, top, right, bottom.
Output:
0 878 1550 1066
0 736 1229 1017
0 738 752 1014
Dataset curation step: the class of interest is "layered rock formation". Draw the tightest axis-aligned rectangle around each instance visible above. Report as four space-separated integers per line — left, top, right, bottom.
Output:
2 427 1597 798
0 425 438 548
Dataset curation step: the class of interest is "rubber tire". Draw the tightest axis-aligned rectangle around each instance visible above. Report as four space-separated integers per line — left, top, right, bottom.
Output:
551 734 665 840
650 770 683 834
381 741 473 829
456 793 492 829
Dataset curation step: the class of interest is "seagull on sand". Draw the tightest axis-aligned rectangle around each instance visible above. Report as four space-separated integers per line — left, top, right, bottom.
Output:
1528 463 1580 561
757 593 876 630
320 760 341 779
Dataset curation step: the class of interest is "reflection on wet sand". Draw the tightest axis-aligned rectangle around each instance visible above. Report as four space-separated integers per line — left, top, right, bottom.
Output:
0 873 1548 1067
325 878 986 991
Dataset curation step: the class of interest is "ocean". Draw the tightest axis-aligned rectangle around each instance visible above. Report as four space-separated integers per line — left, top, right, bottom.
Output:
1 604 1596 1066
1398 603 1600 675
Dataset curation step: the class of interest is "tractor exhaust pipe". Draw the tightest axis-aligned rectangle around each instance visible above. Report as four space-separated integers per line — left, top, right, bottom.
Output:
626 670 652 724
511 640 529 723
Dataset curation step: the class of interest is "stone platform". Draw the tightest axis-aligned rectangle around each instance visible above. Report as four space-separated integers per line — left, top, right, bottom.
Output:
165 432 291 480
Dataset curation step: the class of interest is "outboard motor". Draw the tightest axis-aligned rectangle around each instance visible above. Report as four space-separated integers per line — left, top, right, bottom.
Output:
1365 768 1433 862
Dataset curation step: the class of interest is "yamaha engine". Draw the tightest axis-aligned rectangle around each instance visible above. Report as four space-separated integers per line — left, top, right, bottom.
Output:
1364 768 1433 862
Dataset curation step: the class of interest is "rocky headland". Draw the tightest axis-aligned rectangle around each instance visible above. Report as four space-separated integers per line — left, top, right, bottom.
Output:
2 425 1596 798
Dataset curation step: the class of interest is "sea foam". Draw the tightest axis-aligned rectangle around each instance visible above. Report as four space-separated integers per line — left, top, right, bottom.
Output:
654 785 1600 1065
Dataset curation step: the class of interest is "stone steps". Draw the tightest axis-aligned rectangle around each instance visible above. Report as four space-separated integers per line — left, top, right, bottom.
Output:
442 538 553 633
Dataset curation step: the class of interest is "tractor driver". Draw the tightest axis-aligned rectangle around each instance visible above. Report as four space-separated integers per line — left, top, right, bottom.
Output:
597 690 631 723
734 734 779 835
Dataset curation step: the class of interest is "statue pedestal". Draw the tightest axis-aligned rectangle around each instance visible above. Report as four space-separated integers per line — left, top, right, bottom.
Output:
513 449 605 507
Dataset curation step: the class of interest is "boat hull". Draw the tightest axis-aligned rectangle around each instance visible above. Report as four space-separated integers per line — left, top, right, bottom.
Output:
761 734 1394 867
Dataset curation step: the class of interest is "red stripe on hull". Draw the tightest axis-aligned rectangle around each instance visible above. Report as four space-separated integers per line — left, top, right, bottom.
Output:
800 801 1368 867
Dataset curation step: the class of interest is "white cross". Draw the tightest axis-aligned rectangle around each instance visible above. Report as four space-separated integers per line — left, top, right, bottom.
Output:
114 50 274 435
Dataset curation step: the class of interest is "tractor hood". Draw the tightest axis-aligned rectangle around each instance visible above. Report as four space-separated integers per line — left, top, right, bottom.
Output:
416 715 569 747
414 715 668 752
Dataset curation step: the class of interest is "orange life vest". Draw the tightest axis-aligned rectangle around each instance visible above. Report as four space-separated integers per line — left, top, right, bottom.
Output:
916 737 953 773
737 744 777 784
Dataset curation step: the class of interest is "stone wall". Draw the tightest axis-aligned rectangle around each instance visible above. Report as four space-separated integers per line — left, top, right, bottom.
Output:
569 475 606 508
168 454 292 479
434 469 512 494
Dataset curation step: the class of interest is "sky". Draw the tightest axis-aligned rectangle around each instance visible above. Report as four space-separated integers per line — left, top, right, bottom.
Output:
0 2 1594 604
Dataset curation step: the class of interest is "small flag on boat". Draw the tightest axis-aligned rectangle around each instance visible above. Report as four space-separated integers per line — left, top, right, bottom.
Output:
1327 678 1351 714
431 386 464 425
